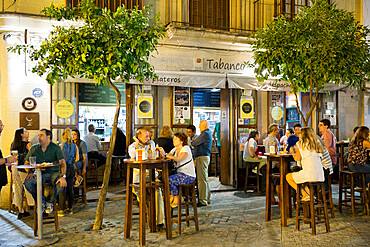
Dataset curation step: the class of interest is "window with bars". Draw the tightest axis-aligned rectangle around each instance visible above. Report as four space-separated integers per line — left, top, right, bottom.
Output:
66 0 143 12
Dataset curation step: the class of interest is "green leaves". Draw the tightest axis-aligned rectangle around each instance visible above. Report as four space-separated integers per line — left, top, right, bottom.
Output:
250 0 369 125
7 0 166 86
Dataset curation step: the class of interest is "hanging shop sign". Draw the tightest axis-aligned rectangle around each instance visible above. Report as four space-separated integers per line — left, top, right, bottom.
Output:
173 87 191 125
19 112 39 130
22 97 37 111
138 96 153 118
55 100 74 118
240 98 254 119
271 106 284 121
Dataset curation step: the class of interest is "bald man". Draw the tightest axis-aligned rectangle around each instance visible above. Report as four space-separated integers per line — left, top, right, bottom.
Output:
191 120 212 207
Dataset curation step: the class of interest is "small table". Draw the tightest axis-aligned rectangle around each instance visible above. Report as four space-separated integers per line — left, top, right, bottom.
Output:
16 163 61 240
123 158 172 246
264 153 294 227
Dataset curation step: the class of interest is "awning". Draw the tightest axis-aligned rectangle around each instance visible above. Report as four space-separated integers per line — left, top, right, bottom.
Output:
129 71 227 89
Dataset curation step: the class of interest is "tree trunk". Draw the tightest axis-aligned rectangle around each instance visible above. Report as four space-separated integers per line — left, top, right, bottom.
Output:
93 78 121 230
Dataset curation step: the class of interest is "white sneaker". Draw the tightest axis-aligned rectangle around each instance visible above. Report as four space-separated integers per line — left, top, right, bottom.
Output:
45 202 53 214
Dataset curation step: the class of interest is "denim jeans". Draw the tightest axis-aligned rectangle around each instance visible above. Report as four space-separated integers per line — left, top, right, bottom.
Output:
24 172 63 204
348 163 370 187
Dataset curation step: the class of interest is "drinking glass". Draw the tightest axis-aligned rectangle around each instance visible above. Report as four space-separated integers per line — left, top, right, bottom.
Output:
29 157 36 166
11 150 18 164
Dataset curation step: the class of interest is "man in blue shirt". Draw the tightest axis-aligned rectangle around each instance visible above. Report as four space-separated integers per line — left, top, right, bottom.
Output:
191 120 212 207
286 123 301 152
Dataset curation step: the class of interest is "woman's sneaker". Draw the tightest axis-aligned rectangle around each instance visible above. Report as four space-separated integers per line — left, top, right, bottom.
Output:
74 175 83 187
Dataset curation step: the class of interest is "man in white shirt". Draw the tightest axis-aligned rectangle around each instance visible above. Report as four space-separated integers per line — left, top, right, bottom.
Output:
84 124 106 167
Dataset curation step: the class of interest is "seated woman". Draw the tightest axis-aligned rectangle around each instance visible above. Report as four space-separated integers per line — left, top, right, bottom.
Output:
10 127 34 219
347 126 370 188
72 129 87 187
286 127 325 201
60 128 79 214
159 132 196 208
243 130 266 174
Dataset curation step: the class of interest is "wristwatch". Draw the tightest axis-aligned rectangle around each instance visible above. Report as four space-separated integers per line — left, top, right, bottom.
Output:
62 175 66 178
5 158 8 163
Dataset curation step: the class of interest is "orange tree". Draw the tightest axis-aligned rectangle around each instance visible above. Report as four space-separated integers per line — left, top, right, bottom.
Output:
250 0 370 126
8 0 165 230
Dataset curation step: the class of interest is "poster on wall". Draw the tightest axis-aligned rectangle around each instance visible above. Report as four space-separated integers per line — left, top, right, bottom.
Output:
138 96 153 118
173 87 191 125
240 97 254 119
19 112 39 130
324 114 336 126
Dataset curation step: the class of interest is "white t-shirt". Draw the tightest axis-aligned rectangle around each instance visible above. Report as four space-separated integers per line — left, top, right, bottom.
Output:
243 138 257 160
170 145 196 177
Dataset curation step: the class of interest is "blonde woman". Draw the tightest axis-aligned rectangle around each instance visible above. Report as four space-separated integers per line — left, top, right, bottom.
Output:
156 125 175 153
286 127 325 201
60 128 79 214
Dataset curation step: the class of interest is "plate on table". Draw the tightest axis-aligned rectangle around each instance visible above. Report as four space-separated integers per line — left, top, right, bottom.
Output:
36 162 53 168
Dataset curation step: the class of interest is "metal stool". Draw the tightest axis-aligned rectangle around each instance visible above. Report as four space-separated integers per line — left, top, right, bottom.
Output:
171 182 199 235
244 162 260 193
296 182 330 235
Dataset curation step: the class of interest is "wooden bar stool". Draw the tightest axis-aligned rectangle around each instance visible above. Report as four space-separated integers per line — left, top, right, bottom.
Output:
339 171 369 215
244 162 260 193
86 158 99 188
111 155 126 185
73 173 87 207
171 182 199 235
296 182 330 236
324 170 335 218
33 183 59 237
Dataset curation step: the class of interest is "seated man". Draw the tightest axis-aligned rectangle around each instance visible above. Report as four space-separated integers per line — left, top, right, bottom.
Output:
128 128 165 228
24 129 67 213
84 124 106 168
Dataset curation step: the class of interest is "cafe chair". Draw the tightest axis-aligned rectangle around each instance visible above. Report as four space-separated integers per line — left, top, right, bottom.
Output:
33 183 59 237
296 182 330 236
171 182 199 235
244 162 260 193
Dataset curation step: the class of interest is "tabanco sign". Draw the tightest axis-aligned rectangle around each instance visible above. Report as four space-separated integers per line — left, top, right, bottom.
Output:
204 58 247 73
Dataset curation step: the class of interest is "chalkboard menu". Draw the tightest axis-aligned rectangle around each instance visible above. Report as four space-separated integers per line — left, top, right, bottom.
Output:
79 83 126 104
193 89 220 108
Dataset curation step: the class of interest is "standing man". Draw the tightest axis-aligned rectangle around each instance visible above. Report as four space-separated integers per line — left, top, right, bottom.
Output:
192 120 212 207
84 124 106 168
319 119 337 177
0 119 17 193
24 129 67 213
186 125 198 158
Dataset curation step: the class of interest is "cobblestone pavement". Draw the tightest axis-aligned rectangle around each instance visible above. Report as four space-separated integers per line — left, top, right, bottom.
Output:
0 185 369 247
